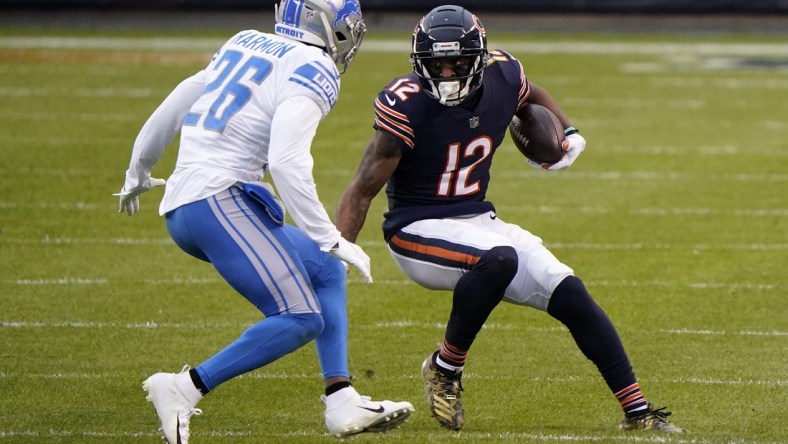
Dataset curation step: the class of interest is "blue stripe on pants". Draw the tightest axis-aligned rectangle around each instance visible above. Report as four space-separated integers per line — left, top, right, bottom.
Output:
165 187 318 316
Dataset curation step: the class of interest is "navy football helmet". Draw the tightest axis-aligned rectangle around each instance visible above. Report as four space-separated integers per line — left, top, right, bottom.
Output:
410 5 489 106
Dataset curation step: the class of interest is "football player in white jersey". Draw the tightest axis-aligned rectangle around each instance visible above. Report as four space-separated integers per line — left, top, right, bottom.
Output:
115 1 413 442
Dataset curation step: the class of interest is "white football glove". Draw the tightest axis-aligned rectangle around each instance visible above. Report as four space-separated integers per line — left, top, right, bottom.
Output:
113 177 166 216
546 133 586 171
329 237 373 284
525 158 547 170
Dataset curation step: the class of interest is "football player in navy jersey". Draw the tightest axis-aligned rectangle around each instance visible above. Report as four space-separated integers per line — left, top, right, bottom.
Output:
335 4 686 434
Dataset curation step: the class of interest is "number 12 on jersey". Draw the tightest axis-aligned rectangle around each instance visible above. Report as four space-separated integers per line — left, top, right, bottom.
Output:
437 137 492 197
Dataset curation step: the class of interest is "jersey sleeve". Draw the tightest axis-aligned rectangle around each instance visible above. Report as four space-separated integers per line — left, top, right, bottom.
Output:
285 58 340 117
267 95 342 250
123 70 208 191
372 86 415 150
488 49 531 108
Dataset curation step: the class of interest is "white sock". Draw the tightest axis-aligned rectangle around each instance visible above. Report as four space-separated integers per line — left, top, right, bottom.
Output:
173 370 203 407
436 355 463 373
324 386 359 409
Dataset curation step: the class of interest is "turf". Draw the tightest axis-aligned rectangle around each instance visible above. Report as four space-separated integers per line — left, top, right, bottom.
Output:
0 25 786 443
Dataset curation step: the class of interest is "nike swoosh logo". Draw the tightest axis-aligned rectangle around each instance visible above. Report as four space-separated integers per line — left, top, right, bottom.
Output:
384 94 396 106
490 213 497 220
358 404 385 413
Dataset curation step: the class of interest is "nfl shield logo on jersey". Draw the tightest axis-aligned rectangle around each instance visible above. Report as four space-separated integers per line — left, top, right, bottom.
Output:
469 116 479 128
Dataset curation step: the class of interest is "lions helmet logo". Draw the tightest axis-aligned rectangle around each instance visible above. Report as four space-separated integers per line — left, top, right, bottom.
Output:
327 0 362 27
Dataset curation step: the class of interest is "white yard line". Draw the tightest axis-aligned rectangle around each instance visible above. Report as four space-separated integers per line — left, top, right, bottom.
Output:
0 368 784 387
0 429 781 444
430 431 784 443
0 320 237 329
2 200 787 213
0 86 152 98
2 320 785 338
1 165 787 181
0 430 251 438
6 275 786 290
496 171 788 182
0 428 783 444
12 278 108 285
6 237 787 250
663 328 787 337
2 37 788 57
546 243 788 250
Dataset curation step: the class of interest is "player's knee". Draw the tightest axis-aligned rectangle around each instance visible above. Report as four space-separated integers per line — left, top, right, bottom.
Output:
323 256 348 287
309 257 347 305
547 276 603 325
478 246 519 284
289 312 325 342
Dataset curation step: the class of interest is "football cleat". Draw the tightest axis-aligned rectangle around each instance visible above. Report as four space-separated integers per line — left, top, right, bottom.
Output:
421 354 465 430
142 366 203 444
321 390 414 437
619 403 687 434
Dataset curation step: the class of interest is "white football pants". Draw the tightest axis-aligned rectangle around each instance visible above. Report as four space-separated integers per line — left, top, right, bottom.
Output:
387 211 573 310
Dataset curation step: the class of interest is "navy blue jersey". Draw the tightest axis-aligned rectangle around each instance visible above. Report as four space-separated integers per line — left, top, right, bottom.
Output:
374 50 531 240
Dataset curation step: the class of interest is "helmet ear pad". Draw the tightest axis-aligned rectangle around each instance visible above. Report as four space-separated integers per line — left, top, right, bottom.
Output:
410 5 488 106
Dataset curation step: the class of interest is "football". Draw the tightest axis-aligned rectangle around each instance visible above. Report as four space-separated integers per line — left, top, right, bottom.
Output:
508 103 565 165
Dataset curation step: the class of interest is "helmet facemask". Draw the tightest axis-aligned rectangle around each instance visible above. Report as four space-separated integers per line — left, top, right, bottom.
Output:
331 11 366 74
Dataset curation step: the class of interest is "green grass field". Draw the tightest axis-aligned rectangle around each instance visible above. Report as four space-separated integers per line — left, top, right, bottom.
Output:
0 23 786 443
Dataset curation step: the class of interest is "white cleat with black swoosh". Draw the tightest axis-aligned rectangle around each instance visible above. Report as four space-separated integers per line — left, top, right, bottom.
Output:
321 387 414 437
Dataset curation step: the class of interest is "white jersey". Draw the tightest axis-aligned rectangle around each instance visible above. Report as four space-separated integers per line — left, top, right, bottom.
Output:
125 30 343 249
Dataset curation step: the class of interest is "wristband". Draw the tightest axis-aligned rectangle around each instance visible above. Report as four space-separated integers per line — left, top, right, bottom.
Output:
564 126 579 136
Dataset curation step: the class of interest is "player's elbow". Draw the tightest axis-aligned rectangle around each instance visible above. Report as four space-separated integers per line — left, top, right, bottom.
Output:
268 157 312 181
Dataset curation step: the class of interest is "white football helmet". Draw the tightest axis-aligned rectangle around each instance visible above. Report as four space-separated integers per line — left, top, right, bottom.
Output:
274 0 366 74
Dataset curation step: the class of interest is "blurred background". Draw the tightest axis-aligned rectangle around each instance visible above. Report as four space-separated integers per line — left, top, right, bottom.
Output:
1 0 787 12
1 0 788 35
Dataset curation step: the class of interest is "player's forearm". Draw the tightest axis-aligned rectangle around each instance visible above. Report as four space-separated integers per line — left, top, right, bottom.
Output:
267 149 344 249
527 83 573 130
275 172 341 249
335 189 372 243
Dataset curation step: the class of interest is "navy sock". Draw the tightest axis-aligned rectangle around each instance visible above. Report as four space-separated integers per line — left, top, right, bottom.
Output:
325 381 352 397
189 368 210 395
546 276 639 399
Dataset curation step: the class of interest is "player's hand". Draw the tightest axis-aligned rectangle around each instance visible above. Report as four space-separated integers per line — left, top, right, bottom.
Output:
525 159 547 170
546 133 586 171
113 177 166 216
329 237 373 284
